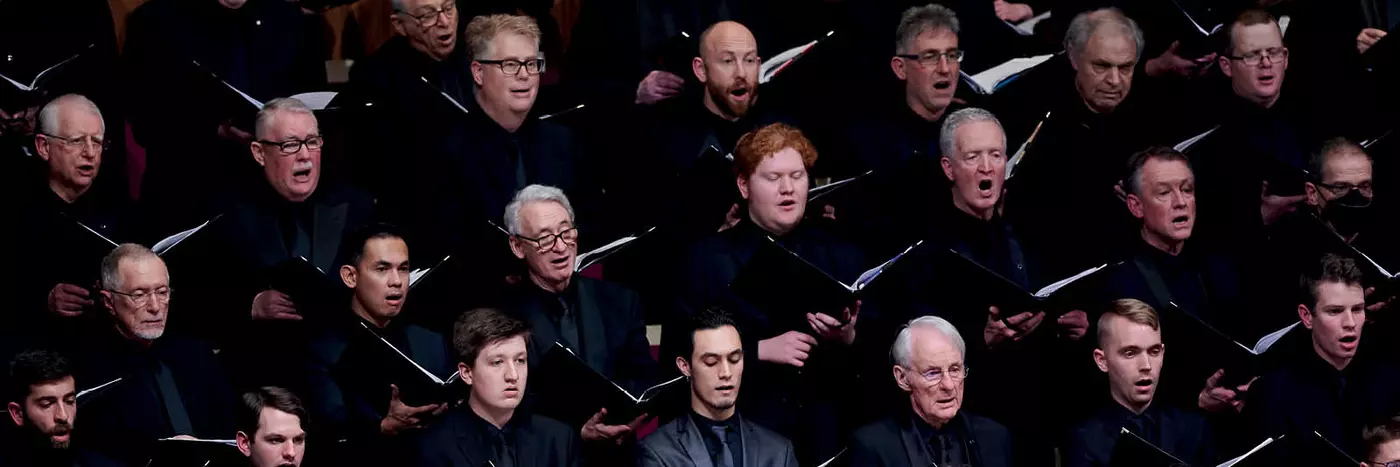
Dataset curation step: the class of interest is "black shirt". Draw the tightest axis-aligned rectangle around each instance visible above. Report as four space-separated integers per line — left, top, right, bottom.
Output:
1066 402 1216 467
468 411 520 467
522 280 585 358
1243 350 1400 464
690 412 744 467
911 413 969 467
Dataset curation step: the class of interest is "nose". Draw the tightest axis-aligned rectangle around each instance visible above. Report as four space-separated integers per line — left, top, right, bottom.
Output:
1105 69 1122 86
717 361 732 380
387 269 405 287
777 176 794 194
1138 354 1153 372
1169 189 1187 208
934 56 954 74
504 362 520 382
54 404 71 424
282 441 298 459
976 155 994 174
1340 311 1358 329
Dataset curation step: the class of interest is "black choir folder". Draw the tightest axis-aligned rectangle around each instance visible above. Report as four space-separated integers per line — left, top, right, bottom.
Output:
945 250 1117 317
730 239 922 323
150 437 243 467
1164 302 1299 387
1109 429 1283 467
359 322 463 407
532 342 686 427
265 256 345 317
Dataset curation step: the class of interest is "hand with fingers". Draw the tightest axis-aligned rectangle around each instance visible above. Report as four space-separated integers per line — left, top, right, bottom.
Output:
1197 369 1255 413
636 71 686 105
807 301 860 345
759 331 818 367
1357 28 1388 54
1057 310 1089 341
251 290 303 321
581 408 650 444
48 283 93 317
984 306 1045 349
1365 287 1394 314
380 384 447 436
1260 181 1308 226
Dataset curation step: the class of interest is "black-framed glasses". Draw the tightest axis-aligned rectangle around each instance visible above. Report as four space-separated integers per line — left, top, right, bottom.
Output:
896 50 965 68
476 58 546 76
39 133 108 151
107 287 173 307
1226 47 1288 66
256 136 323 155
515 227 578 251
1316 181 1374 198
396 1 456 28
913 365 969 385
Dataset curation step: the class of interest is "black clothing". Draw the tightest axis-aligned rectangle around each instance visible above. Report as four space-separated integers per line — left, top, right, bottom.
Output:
1066 402 1216 467
411 409 580 467
637 413 797 467
1242 351 1400 464
848 411 1014 467
690 412 745 467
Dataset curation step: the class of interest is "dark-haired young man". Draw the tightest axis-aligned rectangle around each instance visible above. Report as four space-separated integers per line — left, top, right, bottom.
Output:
412 308 579 467
3 350 106 467
236 387 308 467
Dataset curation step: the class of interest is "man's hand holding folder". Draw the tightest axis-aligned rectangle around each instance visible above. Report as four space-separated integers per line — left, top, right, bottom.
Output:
580 408 649 445
1197 369 1255 414
251 289 302 321
381 383 448 436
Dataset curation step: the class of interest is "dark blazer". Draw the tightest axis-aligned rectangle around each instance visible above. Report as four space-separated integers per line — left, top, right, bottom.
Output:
637 414 798 467
847 411 1013 467
1242 352 1400 464
1065 403 1215 467
501 276 656 396
411 409 580 467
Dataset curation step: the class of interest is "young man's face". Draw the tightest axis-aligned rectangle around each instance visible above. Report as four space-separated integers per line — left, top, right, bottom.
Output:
7 376 77 450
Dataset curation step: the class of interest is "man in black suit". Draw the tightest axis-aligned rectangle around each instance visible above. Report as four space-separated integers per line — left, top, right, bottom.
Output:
496 184 655 446
302 224 452 465
412 308 579 467
76 244 236 465
1243 254 1400 464
669 123 863 464
638 307 798 467
124 0 325 236
1066 299 1215 467
849 315 1013 467
235 387 308 467
1101 147 1256 414
2 350 114 467
190 97 372 387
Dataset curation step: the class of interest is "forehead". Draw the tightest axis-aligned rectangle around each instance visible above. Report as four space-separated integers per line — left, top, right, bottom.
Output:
120 256 169 284
476 335 528 362
954 121 1005 150
54 105 103 134
909 327 962 366
518 200 571 228
910 27 958 50
1102 315 1160 346
1084 32 1137 61
487 32 539 58
28 376 76 398
1322 152 1372 180
257 407 304 434
1314 281 1364 306
1141 159 1192 183
1231 23 1282 51
400 0 447 12
704 26 757 56
693 326 742 354
363 237 409 260
755 147 806 172
266 110 318 137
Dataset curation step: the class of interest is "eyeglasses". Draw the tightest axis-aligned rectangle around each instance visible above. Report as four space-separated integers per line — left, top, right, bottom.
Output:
1227 47 1288 66
1316 181 1374 198
256 136 324 155
40 133 108 151
476 58 546 76
107 287 173 307
896 50 965 68
1370 462 1400 467
397 2 456 28
913 365 969 385
515 227 578 251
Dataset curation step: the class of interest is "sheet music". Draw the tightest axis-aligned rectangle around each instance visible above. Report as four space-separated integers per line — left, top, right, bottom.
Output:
289 91 339 110
0 46 89 91
1251 321 1299 354
1174 126 1220 152
851 240 923 290
409 255 451 288
809 170 872 201
575 227 656 272
1018 11 1052 33
970 54 1054 93
1034 263 1109 298
759 32 831 84
361 322 446 385
222 81 264 109
815 448 848 467
159 437 238 447
1216 436 1277 467
152 216 219 255
76 377 122 400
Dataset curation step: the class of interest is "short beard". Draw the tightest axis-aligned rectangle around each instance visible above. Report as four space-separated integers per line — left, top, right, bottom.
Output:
133 327 165 341
706 83 755 120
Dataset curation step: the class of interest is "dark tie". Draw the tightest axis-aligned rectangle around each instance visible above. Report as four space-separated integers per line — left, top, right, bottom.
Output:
508 138 527 192
556 296 581 353
929 434 967 467
710 425 735 467
153 360 194 435
494 432 516 467
1129 414 1157 447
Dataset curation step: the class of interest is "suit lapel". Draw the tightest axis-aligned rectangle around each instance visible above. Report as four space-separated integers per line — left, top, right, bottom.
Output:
739 415 762 467
899 416 932 467
311 200 348 272
452 412 487 467
517 294 560 368
677 417 714 467
516 417 538 467
575 279 610 374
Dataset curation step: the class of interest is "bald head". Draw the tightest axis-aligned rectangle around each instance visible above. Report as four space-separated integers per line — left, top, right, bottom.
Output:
693 21 760 121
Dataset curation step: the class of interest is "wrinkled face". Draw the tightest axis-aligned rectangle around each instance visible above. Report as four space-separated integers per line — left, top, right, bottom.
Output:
239 408 306 467
896 27 959 117
509 201 577 288
941 121 1006 218
1221 23 1287 107
1301 281 1365 368
472 33 541 118
681 326 744 413
1095 315 1164 410
103 255 171 343
252 111 321 203
738 148 808 236
393 0 458 60
7 376 76 450
1072 32 1137 113
463 336 529 412
1308 152 1373 210
345 237 410 323
893 327 965 427
696 24 760 120
36 107 104 196
1129 159 1196 245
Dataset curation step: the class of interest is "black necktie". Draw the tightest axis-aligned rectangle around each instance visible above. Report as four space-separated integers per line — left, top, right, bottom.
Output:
494 431 515 467
154 360 194 435
710 425 735 467
556 296 581 353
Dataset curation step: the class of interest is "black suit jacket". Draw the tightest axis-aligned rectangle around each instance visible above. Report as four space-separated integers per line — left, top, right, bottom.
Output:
411 409 580 467
637 413 798 467
848 411 1013 467
501 276 656 397
1242 352 1400 464
1065 403 1215 467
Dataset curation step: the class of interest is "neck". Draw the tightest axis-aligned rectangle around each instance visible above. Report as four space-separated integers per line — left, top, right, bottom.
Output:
1081 97 1109 115
1111 391 1151 415
528 271 571 294
350 300 391 329
702 95 740 123
115 325 154 348
1246 92 1280 109
912 402 950 430
217 0 244 9
952 197 994 221
1140 227 1184 256
906 95 947 122
468 397 514 430
691 397 736 422
747 210 796 237
1313 342 1352 371
48 179 87 204
475 92 527 133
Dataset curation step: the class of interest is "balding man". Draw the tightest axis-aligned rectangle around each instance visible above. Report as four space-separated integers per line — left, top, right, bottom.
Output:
193 98 372 387
75 244 236 465
848 316 1012 467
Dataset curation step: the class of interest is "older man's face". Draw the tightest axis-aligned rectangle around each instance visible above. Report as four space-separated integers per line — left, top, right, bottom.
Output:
472 32 541 120
102 255 171 343
251 111 321 203
895 27 959 119
893 327 966 427
509 201 577 289
942 120 1006 219
1072 31 1137 114
36 106 104 198
393 0 458 61
1221 22 1287 107
1129 158 1195 246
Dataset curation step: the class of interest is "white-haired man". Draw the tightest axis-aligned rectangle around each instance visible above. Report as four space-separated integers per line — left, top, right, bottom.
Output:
498 184 656 453
848 316 1012 467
